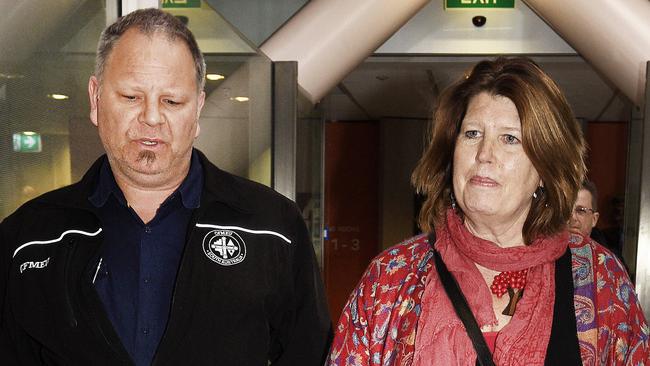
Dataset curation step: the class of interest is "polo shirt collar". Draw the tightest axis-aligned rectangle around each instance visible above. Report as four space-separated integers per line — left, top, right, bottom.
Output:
88 150 203 209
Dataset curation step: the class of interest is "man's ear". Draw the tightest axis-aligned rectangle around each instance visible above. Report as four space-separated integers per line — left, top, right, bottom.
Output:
194 90 205 138
592 212 600 228
88 76 100 127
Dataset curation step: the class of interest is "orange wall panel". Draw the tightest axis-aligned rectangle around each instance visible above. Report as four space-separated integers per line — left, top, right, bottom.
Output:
324 121 380 322
585 121 628 229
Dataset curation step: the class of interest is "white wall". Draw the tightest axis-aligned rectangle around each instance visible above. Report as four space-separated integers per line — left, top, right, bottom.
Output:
206 0 308 46
377 0 576 54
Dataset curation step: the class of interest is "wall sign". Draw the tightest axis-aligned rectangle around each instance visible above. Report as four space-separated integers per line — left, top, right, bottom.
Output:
446 0 515 8
13 132 42 153
161 0 201 8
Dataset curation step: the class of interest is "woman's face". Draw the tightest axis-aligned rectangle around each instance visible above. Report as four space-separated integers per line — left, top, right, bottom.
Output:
453 92 541 228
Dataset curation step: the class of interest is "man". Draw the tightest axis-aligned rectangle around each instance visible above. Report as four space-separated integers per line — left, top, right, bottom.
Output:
1 8 330 366
568 180 601 239
569 181 628 267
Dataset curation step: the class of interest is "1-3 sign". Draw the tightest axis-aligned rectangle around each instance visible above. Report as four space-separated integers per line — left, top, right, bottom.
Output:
446 0 515 8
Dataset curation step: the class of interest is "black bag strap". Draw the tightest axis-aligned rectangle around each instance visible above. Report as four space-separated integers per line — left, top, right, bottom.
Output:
428 232 495 366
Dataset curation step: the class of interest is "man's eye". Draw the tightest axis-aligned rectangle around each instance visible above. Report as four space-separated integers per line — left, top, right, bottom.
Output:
464 130 480 138
123 95 137 101
503 134 520 144
165 99 180 106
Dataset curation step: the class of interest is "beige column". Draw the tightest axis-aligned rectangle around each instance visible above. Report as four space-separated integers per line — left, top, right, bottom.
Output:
260 0 429 104
523 0 650 107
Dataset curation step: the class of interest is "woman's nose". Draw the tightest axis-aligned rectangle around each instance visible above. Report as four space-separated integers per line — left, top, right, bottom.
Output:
476 139 494 163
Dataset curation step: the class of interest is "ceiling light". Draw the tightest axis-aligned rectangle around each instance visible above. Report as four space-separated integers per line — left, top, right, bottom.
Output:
48 94 69 100
22 131 36 136
206 74 225 81
0 73 24 79
230 96 249 102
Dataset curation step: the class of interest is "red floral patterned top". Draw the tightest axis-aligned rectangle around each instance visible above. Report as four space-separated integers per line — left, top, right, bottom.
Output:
327 233 649 365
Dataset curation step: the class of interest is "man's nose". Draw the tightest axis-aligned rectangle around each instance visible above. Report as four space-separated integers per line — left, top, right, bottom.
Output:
139 99 163 126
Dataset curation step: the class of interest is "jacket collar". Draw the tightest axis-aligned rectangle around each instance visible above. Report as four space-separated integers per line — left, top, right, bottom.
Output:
194 149 254 213
88 150 203 210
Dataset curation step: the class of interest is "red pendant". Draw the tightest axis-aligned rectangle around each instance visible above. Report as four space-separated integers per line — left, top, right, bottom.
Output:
490 269 528 316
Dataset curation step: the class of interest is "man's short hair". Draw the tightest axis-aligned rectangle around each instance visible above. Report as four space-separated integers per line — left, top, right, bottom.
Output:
582 180 599 211
95 8 206 91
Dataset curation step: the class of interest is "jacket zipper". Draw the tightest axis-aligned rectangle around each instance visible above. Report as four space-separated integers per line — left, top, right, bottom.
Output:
63 238 78 328
150 211 200 366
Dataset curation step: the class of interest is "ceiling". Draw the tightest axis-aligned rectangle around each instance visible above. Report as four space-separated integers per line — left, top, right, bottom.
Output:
325 55 633 122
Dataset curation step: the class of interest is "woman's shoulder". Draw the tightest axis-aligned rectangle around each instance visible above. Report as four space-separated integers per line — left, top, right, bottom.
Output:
568 232 649 361
356 233 433 289
372 233 432 267
568 232 629 277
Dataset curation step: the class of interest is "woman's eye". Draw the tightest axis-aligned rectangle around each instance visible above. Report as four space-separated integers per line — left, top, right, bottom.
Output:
503 134 520 144
464 130 480 138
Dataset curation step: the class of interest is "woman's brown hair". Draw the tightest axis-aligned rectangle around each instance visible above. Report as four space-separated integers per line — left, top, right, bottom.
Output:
412 57 586 244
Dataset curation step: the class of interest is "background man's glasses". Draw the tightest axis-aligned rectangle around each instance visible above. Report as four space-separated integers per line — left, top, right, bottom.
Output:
573 206 596 217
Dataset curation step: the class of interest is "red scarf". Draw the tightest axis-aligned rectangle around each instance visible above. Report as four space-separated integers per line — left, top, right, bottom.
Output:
413 210 568 365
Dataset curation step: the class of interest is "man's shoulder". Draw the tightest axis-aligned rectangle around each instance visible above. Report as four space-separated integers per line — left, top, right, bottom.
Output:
4 183 84 222
0 158 102 238
199 153 298 215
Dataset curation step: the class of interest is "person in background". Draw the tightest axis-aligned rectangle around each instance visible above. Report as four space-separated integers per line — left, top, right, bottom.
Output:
1 8 330 366
568 180 618 255
327 57 648 365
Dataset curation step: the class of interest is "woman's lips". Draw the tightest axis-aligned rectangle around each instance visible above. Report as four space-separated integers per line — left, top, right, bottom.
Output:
469 175 499 187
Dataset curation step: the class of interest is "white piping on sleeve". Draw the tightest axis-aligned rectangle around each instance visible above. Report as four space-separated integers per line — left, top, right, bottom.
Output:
13 228 103 258
195 224 292 244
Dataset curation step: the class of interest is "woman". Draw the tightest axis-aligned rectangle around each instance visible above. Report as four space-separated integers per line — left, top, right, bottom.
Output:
327 58 648 365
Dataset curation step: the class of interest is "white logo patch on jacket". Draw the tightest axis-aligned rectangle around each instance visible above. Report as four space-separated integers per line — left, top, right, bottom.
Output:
202 230 246 266
20 257 50 273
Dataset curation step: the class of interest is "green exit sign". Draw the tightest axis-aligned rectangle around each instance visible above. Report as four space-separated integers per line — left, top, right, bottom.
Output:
13 132 42 153
446 0 515 8
161 0 201 8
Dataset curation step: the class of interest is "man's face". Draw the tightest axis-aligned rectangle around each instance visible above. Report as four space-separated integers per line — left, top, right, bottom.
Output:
568 189 599 237
88 28 205 188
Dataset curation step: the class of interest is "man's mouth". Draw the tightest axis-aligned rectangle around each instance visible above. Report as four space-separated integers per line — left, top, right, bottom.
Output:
138 138 162 146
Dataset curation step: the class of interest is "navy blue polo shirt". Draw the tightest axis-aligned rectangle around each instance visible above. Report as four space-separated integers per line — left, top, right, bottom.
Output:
89 151 203 366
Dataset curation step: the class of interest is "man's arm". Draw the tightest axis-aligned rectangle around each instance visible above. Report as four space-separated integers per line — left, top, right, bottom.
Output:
0 215 42 365
271 206 332 365
0 217 21 364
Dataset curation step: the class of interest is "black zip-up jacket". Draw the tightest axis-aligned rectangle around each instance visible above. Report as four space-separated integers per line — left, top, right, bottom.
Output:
0 151 331 365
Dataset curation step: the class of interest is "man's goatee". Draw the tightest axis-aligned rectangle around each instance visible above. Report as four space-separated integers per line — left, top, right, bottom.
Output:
136 150 156 164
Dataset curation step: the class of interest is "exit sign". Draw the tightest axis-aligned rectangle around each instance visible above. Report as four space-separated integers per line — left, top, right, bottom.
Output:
13 132 42 153
446 0 515 8
161 0 201 8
